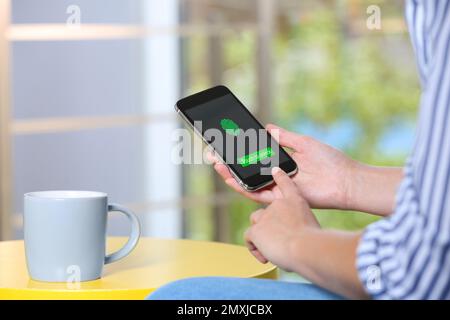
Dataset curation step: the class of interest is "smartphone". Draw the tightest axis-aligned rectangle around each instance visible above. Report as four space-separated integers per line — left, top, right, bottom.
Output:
175 85 298 191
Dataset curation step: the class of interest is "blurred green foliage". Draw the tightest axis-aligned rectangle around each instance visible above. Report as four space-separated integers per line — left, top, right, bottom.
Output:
184 1 420 245
275 11 419 161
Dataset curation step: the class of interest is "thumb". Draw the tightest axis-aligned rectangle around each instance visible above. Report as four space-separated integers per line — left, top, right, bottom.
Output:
272 167 298 198
266 124 302 151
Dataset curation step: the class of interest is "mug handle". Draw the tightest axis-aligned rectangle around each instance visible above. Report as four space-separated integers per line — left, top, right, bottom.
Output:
104 203 141 264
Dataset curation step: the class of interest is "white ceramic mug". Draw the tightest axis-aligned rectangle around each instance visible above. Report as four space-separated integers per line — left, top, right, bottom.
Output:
24 191 141 282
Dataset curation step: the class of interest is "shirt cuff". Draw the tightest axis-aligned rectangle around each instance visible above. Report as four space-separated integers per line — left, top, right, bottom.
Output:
356 222 389 299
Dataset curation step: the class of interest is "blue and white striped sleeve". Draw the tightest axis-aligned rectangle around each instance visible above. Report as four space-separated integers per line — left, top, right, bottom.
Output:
356 0 450 299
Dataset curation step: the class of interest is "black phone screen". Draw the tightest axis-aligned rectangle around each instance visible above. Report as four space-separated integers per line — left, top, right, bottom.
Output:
178 86 297 189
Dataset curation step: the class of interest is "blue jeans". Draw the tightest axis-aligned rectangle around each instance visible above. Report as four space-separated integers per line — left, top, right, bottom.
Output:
147 277 344 300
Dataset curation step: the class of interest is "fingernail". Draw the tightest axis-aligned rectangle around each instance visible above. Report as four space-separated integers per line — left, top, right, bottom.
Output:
272 167 281 175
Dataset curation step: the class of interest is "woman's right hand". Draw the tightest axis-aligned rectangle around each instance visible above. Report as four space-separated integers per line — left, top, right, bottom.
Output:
209 124 357 210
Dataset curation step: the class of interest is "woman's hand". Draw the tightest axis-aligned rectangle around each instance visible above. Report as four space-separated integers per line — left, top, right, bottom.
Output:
209 123 403 216
244 167 320 271
209 123 356 210
245 167 367 299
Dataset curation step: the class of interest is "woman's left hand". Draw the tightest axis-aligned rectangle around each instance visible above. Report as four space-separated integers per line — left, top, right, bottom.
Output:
245 167 321 271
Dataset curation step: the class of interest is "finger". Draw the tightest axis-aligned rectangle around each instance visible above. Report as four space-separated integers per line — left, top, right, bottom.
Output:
244 228 257 250
215 163 261 201
266 124 302 151
215 161 275 203
214 158 276 204
250 209 265 225
244 228 267 263
250 249 268 264
206 150 219 164
272 167 298 198
244 228 258 249
224 178 272 204
247 242 267 264
214 162 233 180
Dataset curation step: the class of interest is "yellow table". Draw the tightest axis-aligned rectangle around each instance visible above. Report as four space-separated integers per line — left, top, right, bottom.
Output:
0 237 277 300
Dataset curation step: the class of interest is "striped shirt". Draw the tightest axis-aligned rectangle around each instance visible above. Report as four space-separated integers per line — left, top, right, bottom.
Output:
357 0 450 299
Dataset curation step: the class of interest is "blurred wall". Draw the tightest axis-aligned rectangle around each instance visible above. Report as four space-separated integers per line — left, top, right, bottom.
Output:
10 0 182 238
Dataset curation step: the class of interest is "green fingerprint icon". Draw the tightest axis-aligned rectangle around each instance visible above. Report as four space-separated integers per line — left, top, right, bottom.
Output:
220 118 241 136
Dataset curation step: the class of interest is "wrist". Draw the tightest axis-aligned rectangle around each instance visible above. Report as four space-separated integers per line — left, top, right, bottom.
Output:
287 227 325 277
341 159 365 211
289 229 368 299
287 227 318 272
344 163 403 215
